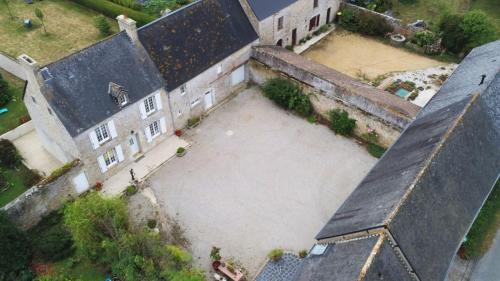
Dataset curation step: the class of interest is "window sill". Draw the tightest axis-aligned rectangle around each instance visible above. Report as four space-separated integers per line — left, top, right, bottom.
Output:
106 161 118 170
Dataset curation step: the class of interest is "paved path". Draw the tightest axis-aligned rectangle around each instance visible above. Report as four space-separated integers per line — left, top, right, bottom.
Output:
470 229 500 281
148 88 377 277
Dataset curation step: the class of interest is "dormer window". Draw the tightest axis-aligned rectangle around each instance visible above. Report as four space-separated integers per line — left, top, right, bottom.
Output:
108 82 129 107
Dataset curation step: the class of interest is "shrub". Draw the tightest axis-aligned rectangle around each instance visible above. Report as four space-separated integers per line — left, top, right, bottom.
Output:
0 211 33 280
71 0 156 26
29 211 74 262
21 168 42 187
40 160 78 185
166 245 192 267
298 250 307 258
409 91 419 101
210 246 221 261
93 15 111 36
340 8 360 32
187 116 201 128
357 12 393 36
147 219 157 229
368 143 386 158
0 139 22 168
268 248 284 262
0 173 7 190
262 78 312 117
412 30 437 47
0 73 12 107
177 147 186 154
108 0 142 10
125 184 138 196
439 13 467 54
329 109 356 136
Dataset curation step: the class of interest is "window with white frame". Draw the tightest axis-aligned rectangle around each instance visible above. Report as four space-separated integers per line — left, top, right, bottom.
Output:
103 148 117 167
149 120 161 139
190 97 201 108
144 96 156 115
95 123 110 144
180 84 187 96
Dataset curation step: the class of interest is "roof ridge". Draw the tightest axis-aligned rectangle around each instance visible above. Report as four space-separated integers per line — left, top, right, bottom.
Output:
43 31 127 69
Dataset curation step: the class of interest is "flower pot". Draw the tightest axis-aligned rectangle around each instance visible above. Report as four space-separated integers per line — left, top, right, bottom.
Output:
212 261 221 270
175 129 183 137
176 150 187 157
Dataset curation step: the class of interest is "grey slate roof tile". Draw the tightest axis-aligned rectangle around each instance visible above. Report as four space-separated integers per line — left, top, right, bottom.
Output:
246 0 297 21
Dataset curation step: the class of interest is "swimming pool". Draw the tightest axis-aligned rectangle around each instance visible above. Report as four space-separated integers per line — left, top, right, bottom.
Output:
395 88 410 98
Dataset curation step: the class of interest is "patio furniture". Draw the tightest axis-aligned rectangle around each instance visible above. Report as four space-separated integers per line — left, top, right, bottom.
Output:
0 108 8 115
217 264 244 281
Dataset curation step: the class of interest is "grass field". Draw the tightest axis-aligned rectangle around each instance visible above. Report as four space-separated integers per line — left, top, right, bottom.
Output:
0 164 38 207
0 0 118 65
391 0 500 31
0 69 28 135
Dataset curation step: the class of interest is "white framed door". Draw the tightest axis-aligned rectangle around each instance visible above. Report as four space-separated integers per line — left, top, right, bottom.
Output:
231 65 245 86
72 172 90 194
204 90 214 110
129 133 140 156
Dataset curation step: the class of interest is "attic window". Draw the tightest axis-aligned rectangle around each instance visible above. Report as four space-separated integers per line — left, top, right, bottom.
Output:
40 67 53 81
310 244 328 256
108 82 129 107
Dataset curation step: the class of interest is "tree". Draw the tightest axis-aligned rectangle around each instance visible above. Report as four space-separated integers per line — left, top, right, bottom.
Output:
460 10 497 52
0 73 11 107
34 8 47 34
0 212 33 280
93 15 111 37
2 0 14 20
439 13 467 54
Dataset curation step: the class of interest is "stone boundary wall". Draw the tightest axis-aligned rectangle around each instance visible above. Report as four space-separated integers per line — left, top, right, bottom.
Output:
0 120 34 141
343 3 421 36
1 163 84 230
250 46 420 147
0 51 26 80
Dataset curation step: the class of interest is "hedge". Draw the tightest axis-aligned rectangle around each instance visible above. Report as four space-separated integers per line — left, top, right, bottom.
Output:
71 0 156 26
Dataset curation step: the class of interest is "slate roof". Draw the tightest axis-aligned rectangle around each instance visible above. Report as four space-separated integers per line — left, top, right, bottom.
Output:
292 40 500 281
41 32 164 137
246 0 297 20
138 0 258 92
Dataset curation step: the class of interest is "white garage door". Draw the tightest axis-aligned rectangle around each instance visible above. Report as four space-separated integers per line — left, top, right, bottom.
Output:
231 65 245 86
72 172 90 194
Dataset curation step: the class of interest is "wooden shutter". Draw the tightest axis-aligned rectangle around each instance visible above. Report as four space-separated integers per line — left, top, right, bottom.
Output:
89 131 99 149
115 145 124 162
97 155 107 173
139 100 147 119
145 126 152 143
108 120 118 139
160 117 167 134
155 92 163 110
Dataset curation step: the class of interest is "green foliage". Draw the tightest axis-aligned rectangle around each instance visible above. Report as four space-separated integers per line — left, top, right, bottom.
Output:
125 185 137 196
298 250 308 258
0 139 22 168
262 78 312 117
177 147 186 154
93 15 111 36
147 219 157 229
64 192 128 261
268 248 284 262
71 0 156 26
0 73 11 107
440 11 497 54
41 160 78 185
187 116 201 128
462 180 500 259
412 30 437 47
0 211 33 280
108 0 142 10
164 268 204 281
340 8 393 36
166 245 192 268
368 143 386 158
352 0 392 13
210 246 221 261
144 0 169 15
329 109 356 136
29 211 74 262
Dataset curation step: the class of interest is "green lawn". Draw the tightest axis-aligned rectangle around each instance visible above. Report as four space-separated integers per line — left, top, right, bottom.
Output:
0 164 37 207
0 69 29 135
0 0 118 65
51 257 107 281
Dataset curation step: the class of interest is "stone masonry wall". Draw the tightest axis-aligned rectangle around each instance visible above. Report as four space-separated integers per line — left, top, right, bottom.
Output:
1 163 84 230
250 46 421 147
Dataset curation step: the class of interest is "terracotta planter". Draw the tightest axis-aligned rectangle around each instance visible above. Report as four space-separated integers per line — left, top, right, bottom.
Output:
212 260 221 270
175 129 183 137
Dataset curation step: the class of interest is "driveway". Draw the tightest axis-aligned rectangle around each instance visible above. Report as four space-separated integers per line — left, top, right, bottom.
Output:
148 88 377 276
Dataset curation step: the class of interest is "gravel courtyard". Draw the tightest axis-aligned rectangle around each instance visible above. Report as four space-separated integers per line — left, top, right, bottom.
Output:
148 88 377 277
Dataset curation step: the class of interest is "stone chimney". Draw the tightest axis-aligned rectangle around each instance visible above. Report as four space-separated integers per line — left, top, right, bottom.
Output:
18 54 40 87
117 15 138 43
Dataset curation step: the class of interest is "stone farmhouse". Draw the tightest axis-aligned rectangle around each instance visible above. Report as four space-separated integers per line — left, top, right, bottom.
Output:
18 0 259 185
239 0 341 46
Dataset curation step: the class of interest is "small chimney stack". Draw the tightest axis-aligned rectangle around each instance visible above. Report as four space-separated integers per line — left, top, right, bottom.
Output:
18 54 40 86
117 15 138 43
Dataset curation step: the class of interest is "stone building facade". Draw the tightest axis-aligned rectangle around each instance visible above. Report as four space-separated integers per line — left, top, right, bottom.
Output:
240 0 341 46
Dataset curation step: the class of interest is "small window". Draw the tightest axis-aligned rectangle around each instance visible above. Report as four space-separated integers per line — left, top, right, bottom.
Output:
31 96 37 104
190 97 201 108
313 0 318 8
47 107 53 115
103 148 117 167
217 65 222 75
95 124 110 144
277 16 284 30
149 120 161 139
180 84 187 96
144 96 156 115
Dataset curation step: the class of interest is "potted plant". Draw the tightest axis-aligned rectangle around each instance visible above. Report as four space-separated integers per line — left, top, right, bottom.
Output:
268 248 284 262
226 261 236 274
298 250 308 259
176 147 187 157
175 129 183 137
187 116 201 129
210 246 222 270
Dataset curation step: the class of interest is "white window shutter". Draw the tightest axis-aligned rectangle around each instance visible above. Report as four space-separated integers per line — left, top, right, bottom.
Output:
145 126 152 143
97 155 107 173
155 92 163 110
160 117 167 134
108 120 118 139
115 145 124 162
139 101 147 119
89 131 99 149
